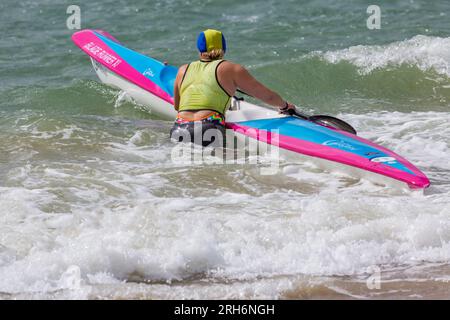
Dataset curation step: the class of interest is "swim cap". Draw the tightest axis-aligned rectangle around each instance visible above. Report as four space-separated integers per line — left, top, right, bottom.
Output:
197 29 227 53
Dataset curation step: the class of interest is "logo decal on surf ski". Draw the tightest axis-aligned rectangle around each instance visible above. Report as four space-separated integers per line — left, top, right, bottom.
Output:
370 156 398 164
83 42 122 68
322 140 357 151
143 67 154 78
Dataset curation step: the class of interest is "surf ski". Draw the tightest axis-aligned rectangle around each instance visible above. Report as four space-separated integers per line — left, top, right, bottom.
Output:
71 29 430 190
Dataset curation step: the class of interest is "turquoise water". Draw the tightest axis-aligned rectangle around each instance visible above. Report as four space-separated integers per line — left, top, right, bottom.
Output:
0 0 449 299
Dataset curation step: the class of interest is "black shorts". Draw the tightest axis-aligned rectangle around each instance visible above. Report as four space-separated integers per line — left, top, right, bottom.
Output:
170 118 226 148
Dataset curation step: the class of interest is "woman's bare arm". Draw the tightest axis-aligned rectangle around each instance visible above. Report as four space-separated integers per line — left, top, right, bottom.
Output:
173 64 188 111
232 64 292 109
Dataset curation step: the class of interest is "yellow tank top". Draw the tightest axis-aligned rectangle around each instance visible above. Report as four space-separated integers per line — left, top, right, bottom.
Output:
179 60 231 115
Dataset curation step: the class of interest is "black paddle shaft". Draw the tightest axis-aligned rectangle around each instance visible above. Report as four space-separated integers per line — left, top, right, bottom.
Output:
234 89 357 135
287 108 357 135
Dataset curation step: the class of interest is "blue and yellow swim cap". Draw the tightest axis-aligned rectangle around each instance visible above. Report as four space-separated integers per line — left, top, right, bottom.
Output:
197 29 227 53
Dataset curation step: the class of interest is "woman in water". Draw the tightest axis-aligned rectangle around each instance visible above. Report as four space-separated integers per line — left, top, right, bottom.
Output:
171 29 295 147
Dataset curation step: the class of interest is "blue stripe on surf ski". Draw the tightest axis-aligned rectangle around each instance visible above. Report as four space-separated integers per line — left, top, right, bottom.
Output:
94 31 178 96
237 117 415 175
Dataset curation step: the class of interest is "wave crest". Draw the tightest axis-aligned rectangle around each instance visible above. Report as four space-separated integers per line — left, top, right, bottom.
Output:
318 35 450 77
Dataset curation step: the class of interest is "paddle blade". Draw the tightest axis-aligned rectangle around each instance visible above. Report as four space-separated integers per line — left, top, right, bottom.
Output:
309 115 357 135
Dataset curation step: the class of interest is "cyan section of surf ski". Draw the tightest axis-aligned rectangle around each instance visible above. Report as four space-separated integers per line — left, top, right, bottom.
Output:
237 117 415 175
94 31 177 96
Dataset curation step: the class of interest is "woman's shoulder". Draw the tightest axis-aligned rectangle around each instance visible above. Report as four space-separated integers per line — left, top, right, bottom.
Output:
217 60 243 71
176 63 189 76
179 63 189 70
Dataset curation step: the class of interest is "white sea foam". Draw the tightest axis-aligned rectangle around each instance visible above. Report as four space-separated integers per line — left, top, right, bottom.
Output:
319 35 450 77
0 110 448 299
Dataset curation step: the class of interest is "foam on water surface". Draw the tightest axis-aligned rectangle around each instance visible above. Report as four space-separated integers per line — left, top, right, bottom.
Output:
0 107 448 298
1 0 450 298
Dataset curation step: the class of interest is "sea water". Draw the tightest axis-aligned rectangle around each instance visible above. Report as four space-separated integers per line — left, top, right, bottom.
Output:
0 0 449 299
